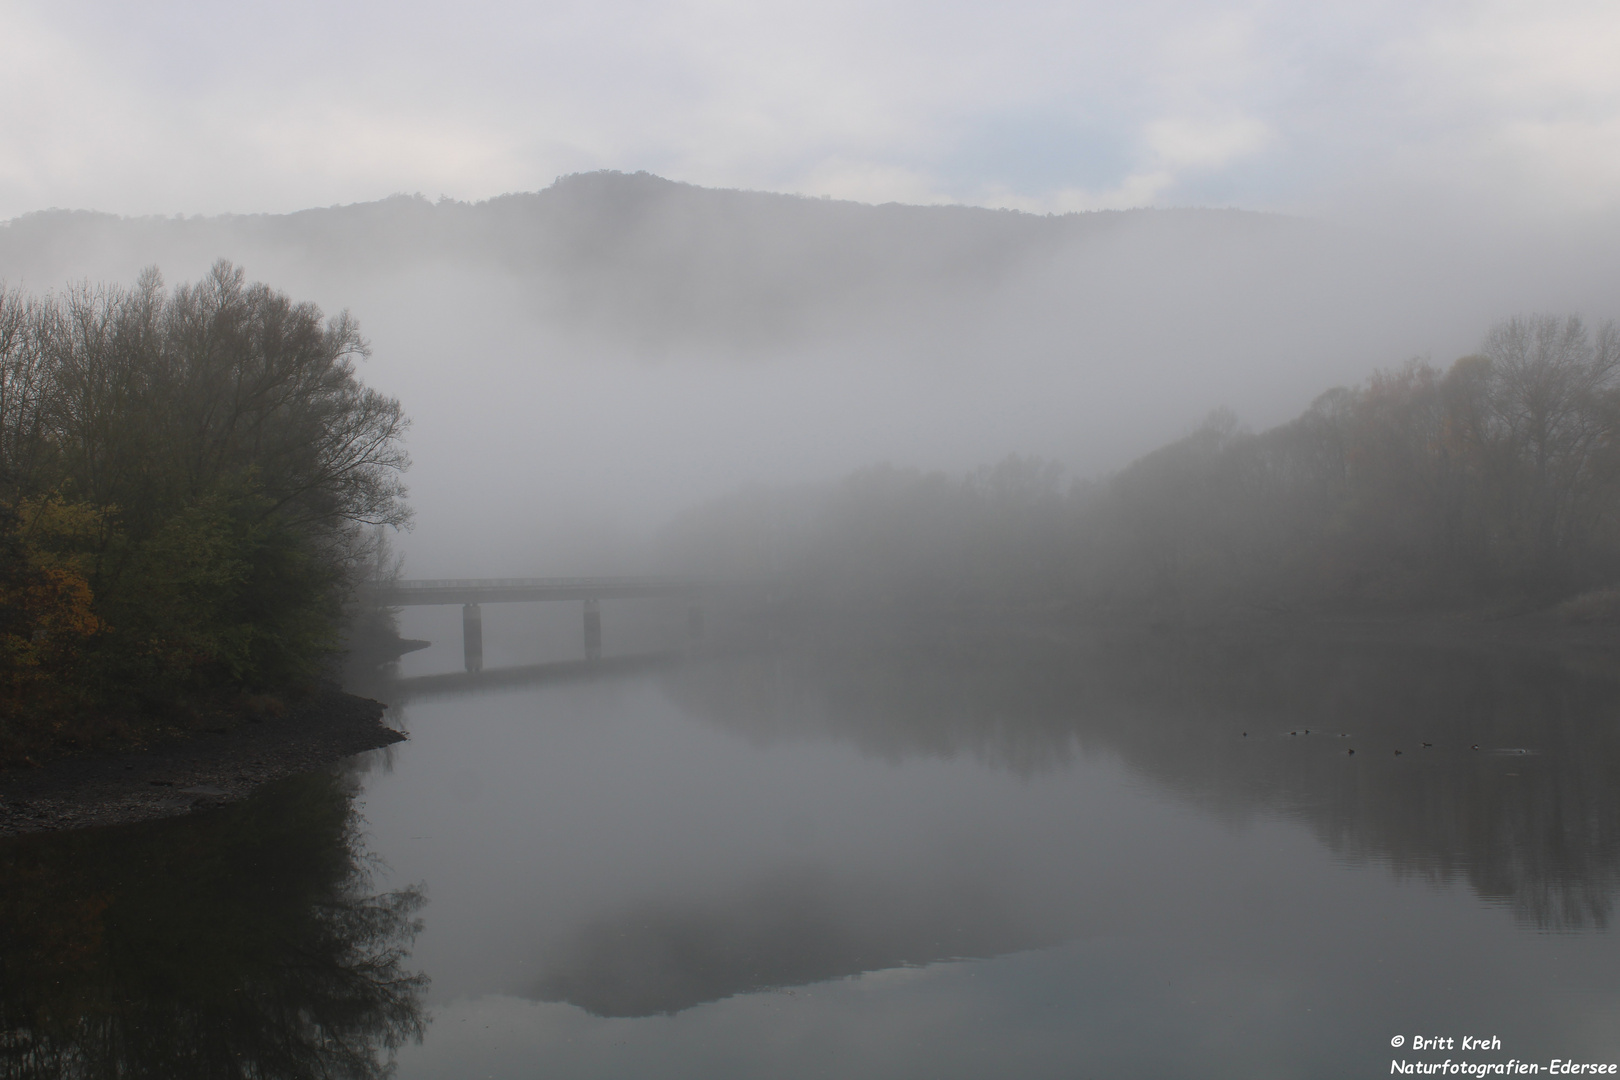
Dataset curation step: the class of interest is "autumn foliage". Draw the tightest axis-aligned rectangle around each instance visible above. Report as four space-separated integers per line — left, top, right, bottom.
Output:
0 264 408 762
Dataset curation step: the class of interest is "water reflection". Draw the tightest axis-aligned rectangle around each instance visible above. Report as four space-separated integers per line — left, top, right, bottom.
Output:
532 863 1050 1017
0 769 427 1080
378 652 682 704
666 626 1620 931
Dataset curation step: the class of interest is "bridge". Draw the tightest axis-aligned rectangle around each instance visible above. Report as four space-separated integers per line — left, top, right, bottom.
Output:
367 576 746 673
376 576 715 607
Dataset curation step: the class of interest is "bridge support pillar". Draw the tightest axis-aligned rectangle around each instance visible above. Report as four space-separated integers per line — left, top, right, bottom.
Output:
687 604 705 643
462 603 483 672
583 599 602 661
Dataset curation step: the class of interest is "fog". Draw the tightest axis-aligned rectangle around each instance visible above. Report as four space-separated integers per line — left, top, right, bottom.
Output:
5 170 1620 577
11 165 1620 1080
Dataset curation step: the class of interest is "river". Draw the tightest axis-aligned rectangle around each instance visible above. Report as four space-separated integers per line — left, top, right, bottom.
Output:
4 606 1619 1078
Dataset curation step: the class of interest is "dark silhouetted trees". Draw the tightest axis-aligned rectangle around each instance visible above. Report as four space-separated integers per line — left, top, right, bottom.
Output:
0 263 409 760
1091 316 1620 612
667 313 1620 618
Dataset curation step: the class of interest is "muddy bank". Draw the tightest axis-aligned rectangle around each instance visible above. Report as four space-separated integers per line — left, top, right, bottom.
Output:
0 691 404 837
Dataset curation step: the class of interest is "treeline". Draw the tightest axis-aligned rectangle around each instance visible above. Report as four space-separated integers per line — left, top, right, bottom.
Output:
0 262 408 761
664 314 1620 617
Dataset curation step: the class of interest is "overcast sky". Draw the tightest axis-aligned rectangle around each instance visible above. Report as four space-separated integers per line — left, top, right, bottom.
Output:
3 0 1619 221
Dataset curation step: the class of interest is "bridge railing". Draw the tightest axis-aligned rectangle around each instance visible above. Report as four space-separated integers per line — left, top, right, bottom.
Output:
361 575 762 608
386 576 688 592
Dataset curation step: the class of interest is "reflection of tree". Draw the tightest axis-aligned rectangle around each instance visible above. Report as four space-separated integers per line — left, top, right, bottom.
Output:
0 770 427 1079
669 627 1620 930
533 866 1041 1017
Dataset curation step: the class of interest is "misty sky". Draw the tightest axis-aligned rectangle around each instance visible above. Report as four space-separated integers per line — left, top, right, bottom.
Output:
4 0 1620 221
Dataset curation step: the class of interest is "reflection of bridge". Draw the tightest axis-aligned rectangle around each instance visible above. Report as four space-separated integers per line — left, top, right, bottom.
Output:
389 652 683 702
370 577 737 673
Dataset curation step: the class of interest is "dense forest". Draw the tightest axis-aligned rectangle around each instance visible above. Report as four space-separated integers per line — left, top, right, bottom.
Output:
0 262 408 763
665 313 1620 618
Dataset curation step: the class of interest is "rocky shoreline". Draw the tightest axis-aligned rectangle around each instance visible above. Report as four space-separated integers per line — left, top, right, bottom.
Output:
0 690 405 837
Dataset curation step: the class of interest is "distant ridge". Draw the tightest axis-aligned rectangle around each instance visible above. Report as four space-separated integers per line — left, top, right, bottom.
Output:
0 171 1299 348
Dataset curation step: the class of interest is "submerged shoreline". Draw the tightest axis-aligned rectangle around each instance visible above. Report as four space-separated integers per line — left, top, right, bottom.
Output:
0 690 404 837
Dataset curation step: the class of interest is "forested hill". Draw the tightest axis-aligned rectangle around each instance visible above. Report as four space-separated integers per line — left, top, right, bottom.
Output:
664 314 1620 617
7 170 1616 392
0 172 1305 348
9 172 1620 582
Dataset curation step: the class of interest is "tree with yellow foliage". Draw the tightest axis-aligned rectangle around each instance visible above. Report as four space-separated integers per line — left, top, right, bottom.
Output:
0 264 409 761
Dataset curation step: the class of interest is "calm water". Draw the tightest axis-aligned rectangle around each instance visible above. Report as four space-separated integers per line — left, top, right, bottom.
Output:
5 613 1620 1078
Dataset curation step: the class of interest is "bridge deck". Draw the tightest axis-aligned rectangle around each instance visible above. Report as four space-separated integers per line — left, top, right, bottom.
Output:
371 576 724 607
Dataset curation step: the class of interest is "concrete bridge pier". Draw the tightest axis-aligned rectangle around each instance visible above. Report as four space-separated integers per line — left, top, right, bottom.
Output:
462 603 483 672
583 599 602 661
